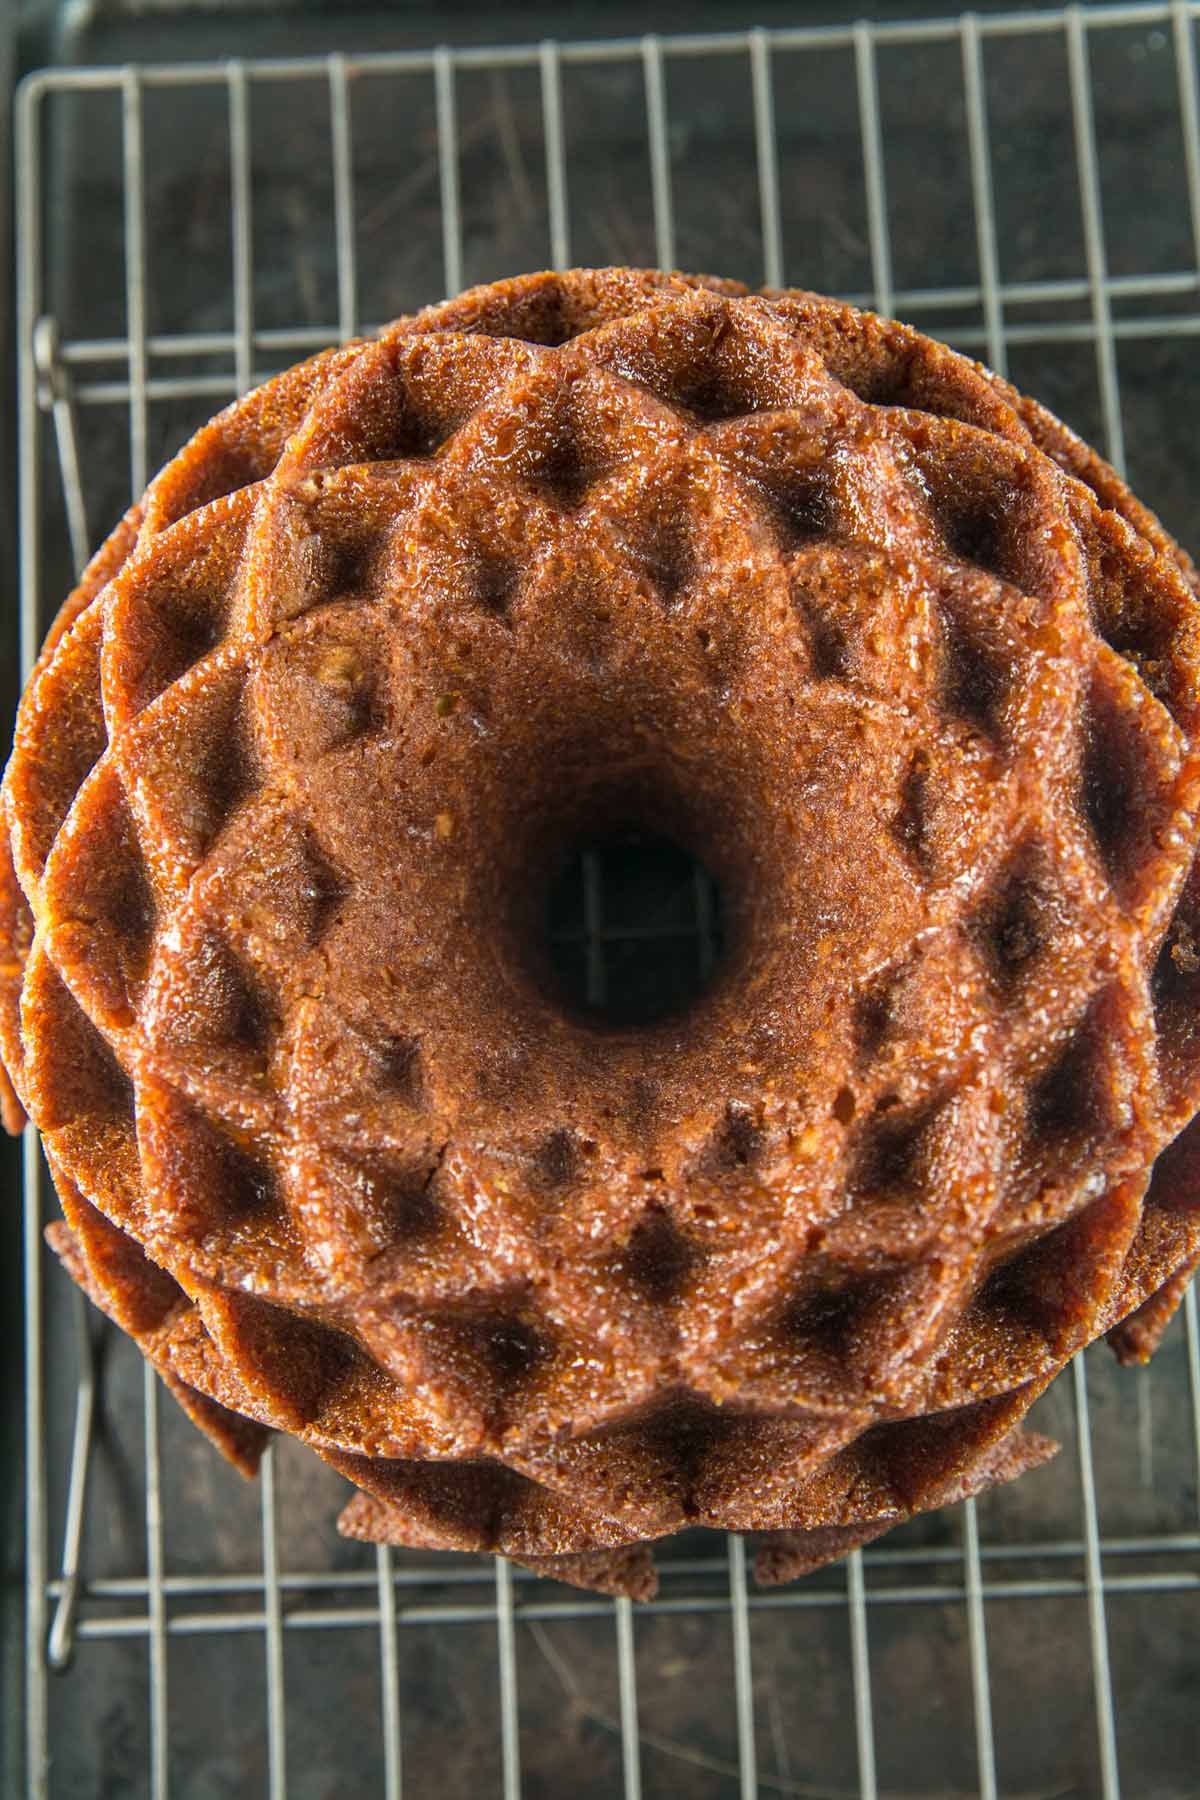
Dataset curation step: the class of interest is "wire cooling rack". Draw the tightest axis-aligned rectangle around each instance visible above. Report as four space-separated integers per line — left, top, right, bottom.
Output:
14 5 1200 1796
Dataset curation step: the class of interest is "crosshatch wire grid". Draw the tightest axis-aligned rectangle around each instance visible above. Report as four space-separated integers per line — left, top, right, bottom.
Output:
14 4 1200 1795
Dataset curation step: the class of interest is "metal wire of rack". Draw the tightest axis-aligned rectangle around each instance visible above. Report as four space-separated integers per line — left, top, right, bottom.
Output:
13 5 1200 1796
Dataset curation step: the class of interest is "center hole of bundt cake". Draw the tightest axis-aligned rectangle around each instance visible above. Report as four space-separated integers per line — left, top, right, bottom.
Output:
543 832 726 1026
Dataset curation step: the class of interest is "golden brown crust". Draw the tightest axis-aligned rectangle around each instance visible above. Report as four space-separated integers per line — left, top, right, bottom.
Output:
45 1213 271 1477
1007 389 1200 598
8 268 1200 1593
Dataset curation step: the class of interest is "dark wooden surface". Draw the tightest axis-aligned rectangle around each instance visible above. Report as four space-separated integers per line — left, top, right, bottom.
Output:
10 2 1200 1794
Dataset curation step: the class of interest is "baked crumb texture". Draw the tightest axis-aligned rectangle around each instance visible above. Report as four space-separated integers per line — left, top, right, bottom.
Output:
5 269 1200 1598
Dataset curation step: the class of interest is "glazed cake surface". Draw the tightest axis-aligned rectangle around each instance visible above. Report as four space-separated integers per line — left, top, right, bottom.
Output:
6 268 1200 1597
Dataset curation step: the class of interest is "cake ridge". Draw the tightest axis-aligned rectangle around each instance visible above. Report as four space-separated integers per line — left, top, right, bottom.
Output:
7 268 1200 1599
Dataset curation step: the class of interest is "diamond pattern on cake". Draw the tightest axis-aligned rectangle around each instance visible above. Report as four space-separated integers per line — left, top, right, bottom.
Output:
6 269 1200 1599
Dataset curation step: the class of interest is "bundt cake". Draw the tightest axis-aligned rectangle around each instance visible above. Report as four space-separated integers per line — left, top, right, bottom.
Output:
7 268 1200 1599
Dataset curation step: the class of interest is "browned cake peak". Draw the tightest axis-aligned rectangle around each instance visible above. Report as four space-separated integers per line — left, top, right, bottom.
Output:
5 268 1200 1598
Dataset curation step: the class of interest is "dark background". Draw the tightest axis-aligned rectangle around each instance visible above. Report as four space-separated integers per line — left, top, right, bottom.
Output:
5 2 1200 1796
